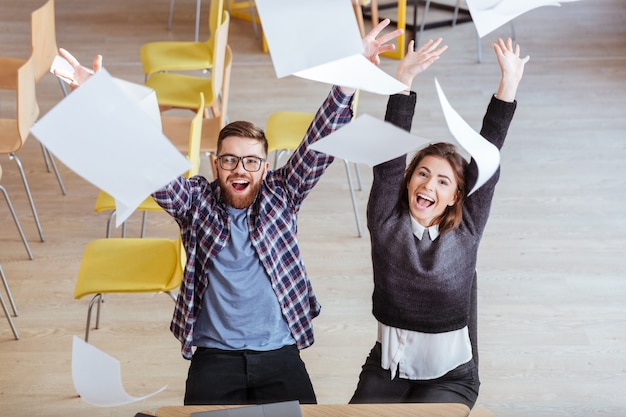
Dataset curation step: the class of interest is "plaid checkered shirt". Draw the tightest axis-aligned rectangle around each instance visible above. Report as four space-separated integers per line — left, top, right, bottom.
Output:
153 86 354 359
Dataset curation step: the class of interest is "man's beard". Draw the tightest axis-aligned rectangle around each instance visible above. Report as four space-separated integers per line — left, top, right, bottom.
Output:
218 174 263 209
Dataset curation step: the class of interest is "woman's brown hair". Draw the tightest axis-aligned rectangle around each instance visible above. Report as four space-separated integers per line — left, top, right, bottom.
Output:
400 142 468 234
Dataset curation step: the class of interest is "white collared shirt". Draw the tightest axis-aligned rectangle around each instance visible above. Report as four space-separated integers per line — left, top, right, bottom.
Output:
376 217 473 380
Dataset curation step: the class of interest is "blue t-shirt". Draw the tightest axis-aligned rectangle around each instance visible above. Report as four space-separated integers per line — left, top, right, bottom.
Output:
193 206 295 350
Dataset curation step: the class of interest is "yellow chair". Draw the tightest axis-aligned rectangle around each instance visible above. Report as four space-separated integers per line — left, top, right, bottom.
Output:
74 234 185 342
94 92 206 238
1 163 34 260
0 0 69 194
160 45 233 180
265 90 364 238
146 11 230 117
74 94 205 341
0 55 45 243
0 263 19 340
143 0 225 80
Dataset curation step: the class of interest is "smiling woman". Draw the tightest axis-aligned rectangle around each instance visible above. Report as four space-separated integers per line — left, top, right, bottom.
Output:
350 38 529 408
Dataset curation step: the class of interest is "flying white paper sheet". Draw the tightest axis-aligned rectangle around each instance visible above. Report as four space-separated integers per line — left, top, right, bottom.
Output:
71 335 167 407
294 54 409 96
434 78 500 195
255 0 407 95
309 114 430 167
467 0 582 38
30 68 190 227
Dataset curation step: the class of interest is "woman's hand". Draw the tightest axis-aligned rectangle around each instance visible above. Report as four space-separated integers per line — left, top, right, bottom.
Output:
396 38 448 88
362 18 404 66
492 38 529 102
54 48 102 91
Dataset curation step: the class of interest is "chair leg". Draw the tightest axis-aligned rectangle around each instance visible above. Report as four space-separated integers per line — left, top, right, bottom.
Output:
416 0 431 47
1 185 34 260
452 0 461 26
42 145 67 195
476 28 483 63
0 264 20 340
140 211 148 238
343 160 363 238
85 293 103 342
9 154 45 242
352 162 363 191
248 0 260 39
194 0 201 42
167 0 175 31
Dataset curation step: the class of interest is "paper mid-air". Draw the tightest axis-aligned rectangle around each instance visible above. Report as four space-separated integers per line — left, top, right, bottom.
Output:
466 0 583 38
255 0 407 95
31 66 190 227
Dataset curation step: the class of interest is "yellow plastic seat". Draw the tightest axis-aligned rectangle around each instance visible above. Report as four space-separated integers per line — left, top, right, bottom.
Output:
0 55 45 243
146 11 230 116
265 91 364 237
74 235 185 341
94 92 206 238
142 0 225 80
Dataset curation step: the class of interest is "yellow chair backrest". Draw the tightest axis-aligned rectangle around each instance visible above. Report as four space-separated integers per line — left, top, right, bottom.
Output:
208 0 225 43
186 92 205 177
209 11 230 107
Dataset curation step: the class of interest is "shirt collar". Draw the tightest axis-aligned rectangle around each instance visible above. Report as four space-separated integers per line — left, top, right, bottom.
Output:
410 216 440 241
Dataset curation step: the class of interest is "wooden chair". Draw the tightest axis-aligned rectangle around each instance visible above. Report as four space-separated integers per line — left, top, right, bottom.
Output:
143 0 225 80
0 0 68 194
146 11 230 117
0 55 45 243
0 263 19 340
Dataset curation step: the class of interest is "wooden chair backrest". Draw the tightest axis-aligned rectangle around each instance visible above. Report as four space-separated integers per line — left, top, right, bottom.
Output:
31 0 58 82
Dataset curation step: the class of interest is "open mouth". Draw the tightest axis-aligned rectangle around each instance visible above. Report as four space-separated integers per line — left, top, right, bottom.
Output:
416 193 435 208
231 178 250 192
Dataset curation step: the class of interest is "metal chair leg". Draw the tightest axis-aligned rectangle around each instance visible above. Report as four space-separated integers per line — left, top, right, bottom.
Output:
416 0 432 47
9 153 44 242
343 159 363 238
0 185 34 260
43 146 67 195
167 0 175 31
85 293 103 342
248 0 260 39
140 211 148 238
353 162 363 191
0 264 19 340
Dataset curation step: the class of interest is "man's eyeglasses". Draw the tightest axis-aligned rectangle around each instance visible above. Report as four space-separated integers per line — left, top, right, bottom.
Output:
217 155 266 172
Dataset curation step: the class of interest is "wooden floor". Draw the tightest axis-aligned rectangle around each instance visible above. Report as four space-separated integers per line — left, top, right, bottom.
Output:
1 1 625 416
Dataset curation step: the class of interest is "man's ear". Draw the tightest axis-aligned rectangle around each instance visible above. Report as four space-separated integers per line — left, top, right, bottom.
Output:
262 161 270 180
